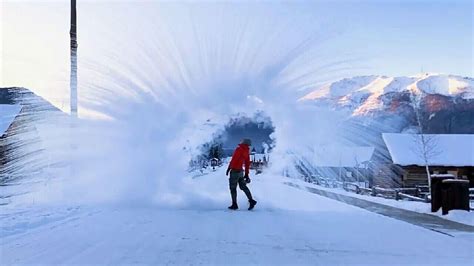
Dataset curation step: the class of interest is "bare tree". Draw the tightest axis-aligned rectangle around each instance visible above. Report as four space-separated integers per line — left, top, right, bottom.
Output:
410 91 439 193
70 0 78 117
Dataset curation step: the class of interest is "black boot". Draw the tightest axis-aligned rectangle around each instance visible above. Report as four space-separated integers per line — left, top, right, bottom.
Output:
248 199 257 210
228 203 238 210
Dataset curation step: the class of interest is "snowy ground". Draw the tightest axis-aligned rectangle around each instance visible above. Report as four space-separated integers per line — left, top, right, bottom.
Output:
1 168 473 265
290 179 474 226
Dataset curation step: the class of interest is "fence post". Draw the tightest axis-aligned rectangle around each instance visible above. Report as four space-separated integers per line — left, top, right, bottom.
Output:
371 187 377 196
415 187 420 197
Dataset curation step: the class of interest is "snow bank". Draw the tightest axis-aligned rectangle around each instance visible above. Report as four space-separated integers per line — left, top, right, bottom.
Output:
291 179 474 226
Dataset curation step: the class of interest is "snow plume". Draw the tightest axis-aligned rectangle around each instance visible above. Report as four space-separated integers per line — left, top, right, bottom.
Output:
8 2 356 207
267 103 349 177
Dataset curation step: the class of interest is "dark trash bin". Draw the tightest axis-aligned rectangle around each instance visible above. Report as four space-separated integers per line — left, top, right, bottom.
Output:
431 175 452 212
441 179 470 215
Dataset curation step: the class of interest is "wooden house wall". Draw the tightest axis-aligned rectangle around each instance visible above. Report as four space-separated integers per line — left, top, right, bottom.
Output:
401 166 474 188
370 163 404 188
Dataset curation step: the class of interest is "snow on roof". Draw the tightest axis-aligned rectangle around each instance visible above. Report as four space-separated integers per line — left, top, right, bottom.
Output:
313 146 375 168
0 104 22 136
383 133 474 167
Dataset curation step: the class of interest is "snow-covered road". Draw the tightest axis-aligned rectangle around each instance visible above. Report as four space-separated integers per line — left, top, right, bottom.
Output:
1 171 473 265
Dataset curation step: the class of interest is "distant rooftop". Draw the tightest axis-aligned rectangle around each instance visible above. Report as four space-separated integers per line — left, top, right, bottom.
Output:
312 146 375 168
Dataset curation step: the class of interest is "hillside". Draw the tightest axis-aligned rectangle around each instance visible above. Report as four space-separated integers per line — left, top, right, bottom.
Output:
301 74 474 134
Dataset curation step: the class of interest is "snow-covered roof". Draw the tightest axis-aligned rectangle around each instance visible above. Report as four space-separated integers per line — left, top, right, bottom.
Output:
0 104 22 136
383 133 474 167
312 146 375 168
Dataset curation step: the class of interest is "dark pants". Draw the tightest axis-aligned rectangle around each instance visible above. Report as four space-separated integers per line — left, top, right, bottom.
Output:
229 170 253 204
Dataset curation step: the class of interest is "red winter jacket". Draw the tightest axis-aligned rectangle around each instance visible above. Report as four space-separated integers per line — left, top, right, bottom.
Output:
228 144 251 176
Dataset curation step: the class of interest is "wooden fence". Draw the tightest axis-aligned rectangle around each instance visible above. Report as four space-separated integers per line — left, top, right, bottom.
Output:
307 175 474 210
309 174 430 202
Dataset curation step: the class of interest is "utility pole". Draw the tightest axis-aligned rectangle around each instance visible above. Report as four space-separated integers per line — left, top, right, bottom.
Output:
70 0 78 117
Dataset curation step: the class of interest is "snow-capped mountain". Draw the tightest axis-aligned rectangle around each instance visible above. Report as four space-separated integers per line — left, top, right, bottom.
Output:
302 73 473 114
301 73 474 134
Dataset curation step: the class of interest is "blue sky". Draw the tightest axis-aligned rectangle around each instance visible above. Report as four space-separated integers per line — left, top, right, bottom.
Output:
1 0 472 109
308 0 473 76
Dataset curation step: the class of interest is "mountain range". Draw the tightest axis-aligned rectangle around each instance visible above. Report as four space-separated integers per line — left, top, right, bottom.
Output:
301 73 474 134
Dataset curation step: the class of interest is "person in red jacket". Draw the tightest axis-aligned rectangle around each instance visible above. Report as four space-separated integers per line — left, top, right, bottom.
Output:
226 138 257 210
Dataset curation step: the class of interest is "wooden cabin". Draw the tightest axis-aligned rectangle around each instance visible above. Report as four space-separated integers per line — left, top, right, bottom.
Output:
382 133 474 188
